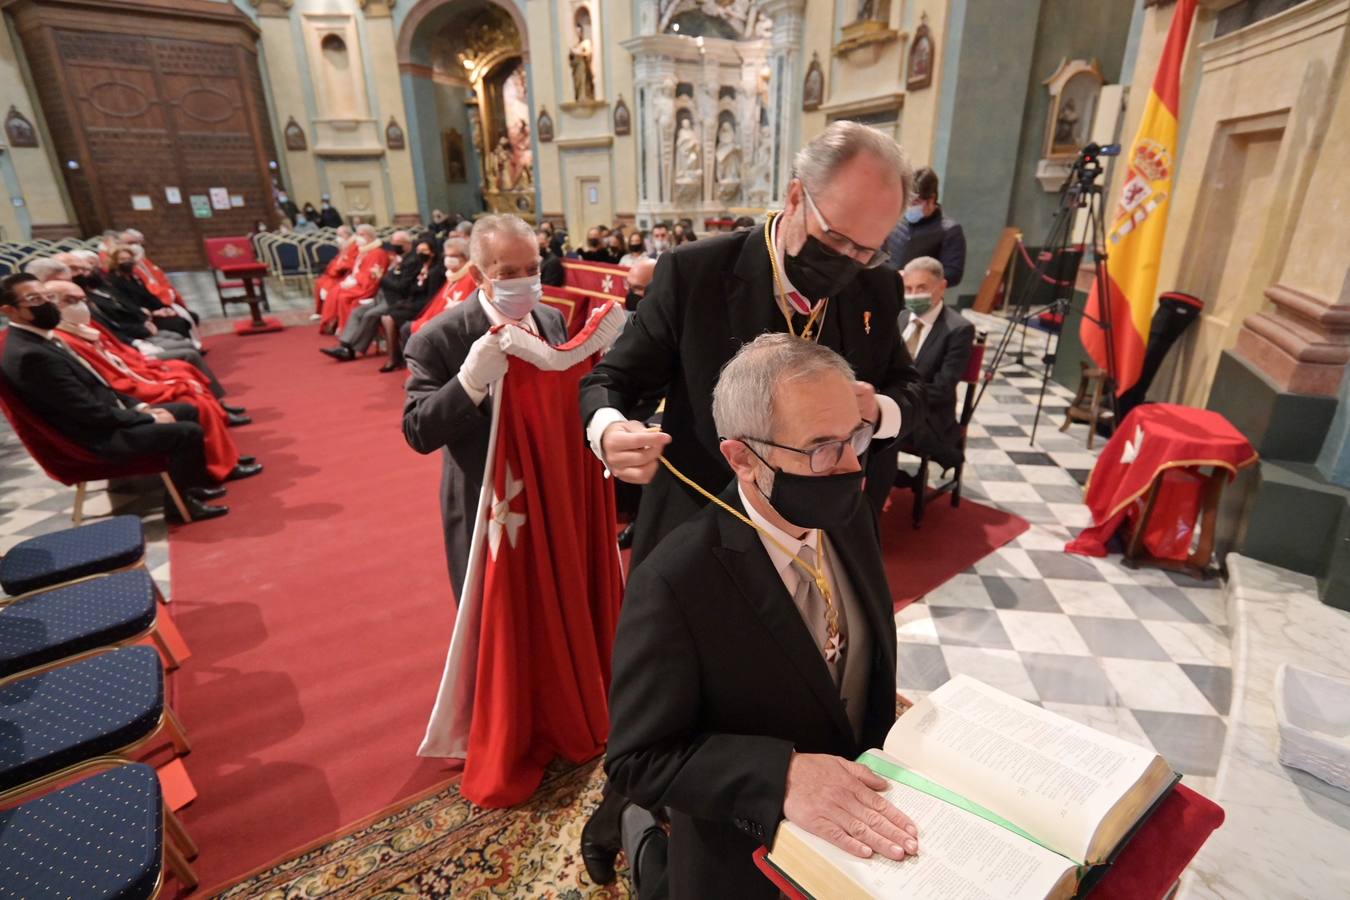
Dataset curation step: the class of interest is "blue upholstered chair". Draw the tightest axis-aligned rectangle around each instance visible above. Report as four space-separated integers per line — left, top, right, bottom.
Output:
0 646 190 807
0 515 145 598
0 569 184 682
0 762 198 897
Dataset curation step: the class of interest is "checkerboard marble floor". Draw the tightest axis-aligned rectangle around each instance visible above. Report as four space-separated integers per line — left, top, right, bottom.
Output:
0 301 1229 798
895 311 1228 798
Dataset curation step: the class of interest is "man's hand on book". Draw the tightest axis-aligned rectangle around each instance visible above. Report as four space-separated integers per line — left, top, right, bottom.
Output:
782 753 920 862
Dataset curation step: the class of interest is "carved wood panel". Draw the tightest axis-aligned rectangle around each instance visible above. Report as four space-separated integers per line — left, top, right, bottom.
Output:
14 5 277 269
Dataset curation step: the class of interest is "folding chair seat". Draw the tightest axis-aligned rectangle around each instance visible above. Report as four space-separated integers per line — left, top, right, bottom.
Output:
0 646 190 805
0 569 186 680
0 515 144 597
0 762 198 897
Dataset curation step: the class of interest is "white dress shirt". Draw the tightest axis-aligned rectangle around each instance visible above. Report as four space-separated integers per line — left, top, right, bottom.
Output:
585 215 901 473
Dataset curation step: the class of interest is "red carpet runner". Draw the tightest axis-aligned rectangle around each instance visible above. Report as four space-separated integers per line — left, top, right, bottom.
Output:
166 327 456 892
880 487 1030 610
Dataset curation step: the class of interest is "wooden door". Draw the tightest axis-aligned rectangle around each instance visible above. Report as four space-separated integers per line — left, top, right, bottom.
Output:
13 1 278 269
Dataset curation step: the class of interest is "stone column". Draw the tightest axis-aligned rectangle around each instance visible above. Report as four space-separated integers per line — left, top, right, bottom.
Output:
760 0 806 205
631 49 676 217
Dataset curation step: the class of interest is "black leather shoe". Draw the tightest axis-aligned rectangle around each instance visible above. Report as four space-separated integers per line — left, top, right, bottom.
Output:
320 345 355 361
167 496 229 523
226 412 252 427
189 485 227 501
617 523 635 550
225 461 263 481
580 786 627 885
238 455 256 465
379 361 404 373
222 404 246 415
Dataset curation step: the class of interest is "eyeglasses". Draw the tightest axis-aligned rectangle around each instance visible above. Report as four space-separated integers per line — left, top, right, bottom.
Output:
800 184 891 269
742 420 875 474
13 291 57 307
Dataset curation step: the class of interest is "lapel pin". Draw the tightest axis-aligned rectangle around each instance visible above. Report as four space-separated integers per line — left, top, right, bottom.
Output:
863 311 872 334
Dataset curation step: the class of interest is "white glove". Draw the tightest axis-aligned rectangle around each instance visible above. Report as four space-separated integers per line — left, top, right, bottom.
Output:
319 288 328 301
340 276 358 289
133 339 163 358
458 330 509 398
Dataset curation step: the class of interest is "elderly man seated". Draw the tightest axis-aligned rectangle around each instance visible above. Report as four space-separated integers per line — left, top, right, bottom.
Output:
605 333 917 898
322 234 445 364
319 224 391 334
312 224 356 321
895 255 976 475
0 274 260 522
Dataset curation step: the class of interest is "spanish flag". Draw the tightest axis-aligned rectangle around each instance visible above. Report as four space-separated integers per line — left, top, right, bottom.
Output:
1082 0 1197 396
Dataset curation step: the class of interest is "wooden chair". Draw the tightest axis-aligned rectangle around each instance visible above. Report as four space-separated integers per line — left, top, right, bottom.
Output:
0 364 191 525
909 332 988 528
1060 361 1115 450
203 235 271 319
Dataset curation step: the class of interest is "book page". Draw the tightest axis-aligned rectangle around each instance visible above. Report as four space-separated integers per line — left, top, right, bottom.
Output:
884 676 1159 862
778 776 1075 899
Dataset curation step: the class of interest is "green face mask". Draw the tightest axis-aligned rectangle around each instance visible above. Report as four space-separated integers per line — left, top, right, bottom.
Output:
905 293 933 316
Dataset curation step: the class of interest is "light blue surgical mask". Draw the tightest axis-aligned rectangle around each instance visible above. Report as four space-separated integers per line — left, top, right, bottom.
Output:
905 293 933 316
904 205 925 224
488 273 541 320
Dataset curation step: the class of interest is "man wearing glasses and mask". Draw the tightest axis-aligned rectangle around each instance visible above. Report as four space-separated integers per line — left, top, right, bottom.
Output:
578 121 925 885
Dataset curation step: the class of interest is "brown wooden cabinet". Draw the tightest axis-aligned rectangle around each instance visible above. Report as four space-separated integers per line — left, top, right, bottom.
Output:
5 0 280 269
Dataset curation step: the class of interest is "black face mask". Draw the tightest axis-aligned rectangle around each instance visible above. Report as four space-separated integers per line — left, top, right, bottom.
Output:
629 244 644 254
784 233 864 301
72 272 103 291
116 261 135 275
748 443 866 530
588 237 601 248
28 301 62 330
418 252 432 262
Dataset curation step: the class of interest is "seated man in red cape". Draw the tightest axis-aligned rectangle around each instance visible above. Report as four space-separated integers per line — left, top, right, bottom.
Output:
47 281 253 484
313 225 356 319
320 224 390 334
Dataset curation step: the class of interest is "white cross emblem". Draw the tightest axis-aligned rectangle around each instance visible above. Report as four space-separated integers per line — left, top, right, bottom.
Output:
824 632 846 664
488 464 526 559
601 275 614 294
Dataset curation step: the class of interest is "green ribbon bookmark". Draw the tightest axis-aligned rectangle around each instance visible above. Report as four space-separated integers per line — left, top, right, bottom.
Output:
856 751 1086 867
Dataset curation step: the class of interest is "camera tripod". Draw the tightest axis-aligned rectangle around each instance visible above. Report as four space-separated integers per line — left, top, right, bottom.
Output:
976 143 1121 446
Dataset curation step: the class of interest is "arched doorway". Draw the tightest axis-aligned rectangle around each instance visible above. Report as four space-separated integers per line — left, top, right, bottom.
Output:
397 0 536 222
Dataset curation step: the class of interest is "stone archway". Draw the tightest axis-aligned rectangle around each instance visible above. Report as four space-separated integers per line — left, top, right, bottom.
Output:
397 0 535 220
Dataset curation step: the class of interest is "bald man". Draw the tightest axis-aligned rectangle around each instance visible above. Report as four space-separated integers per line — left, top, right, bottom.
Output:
320 224 391 333
624 258 656 312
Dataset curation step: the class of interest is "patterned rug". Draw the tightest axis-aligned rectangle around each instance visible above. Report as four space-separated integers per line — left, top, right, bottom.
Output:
215 759 630 899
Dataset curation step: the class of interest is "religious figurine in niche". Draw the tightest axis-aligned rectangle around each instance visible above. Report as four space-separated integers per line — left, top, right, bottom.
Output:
673 113 703 204
569 9 596 102
714 117 743 204
803 54 824 111
386 117 405 151
1054 98 1080 147
614 96 631 136
4 106 38 148
444 129 467 183
747 117 774 207
491 135 515 191
284 116 307 152
907 22 935 90
856 0 890 22
537 108 554 143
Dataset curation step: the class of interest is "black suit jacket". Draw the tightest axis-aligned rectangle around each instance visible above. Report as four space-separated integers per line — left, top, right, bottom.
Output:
579 227 925 562
85 285 152 341
606 484 898 899
898 304 975 459
402 295 569 481
1 327 152 447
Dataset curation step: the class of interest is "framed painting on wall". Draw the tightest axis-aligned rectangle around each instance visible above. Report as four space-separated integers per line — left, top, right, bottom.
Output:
907 20 935 90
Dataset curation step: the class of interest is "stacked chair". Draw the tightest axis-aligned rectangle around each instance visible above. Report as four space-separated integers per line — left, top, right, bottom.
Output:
0 516 199 896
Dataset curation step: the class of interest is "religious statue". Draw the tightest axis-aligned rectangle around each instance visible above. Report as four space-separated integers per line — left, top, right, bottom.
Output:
747 119 774 207
714 118 742 204
673 115 703 204
1054 98 1080 147
569 21 596 102
491 135 514 191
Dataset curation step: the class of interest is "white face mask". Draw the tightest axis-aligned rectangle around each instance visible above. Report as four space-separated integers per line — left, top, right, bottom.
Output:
445 256 464 271
63 300 92 327
487 273 541 320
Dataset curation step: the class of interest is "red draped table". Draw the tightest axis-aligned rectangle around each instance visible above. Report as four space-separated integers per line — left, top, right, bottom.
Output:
1065 403 1257 576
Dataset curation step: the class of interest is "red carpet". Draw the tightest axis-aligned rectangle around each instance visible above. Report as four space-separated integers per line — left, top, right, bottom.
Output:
879 487 1029 610
165 327 458 892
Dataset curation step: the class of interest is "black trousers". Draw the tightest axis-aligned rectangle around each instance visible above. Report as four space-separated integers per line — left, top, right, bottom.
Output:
152 315 194 338
96 402 210 491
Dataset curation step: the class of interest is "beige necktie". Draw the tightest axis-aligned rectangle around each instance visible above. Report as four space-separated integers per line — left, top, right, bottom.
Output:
793 544 847 686
905 318 925 357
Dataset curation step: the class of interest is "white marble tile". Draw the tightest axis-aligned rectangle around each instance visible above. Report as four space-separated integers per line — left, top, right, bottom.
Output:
1141 620 1231 667
1181 587 1229 627
0 509 55 535
895 602 940 644
966 448 1014 466
1045 502 1092 528
939 646 1039 701
1098 658 1217 715
1013 525 1074 551
1039 702 1155 751
1046 451 1100 470
997 610 1093 656
1019 465 1080 486
979 481 1044 504
1044 579 1135 618
922 571 995 609
976 412 1020 426
1086 555 1139 584
973 547 1042 580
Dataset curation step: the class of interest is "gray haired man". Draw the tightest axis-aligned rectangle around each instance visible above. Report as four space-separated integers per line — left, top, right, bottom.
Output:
401 214 568 597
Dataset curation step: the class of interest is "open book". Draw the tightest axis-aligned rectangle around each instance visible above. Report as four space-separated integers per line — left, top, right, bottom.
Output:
766 675 1178 900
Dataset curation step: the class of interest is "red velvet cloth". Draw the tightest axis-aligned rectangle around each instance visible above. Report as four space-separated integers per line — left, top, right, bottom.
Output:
753 782 1224 899
53 327 240 482
135 256 181 306
320 246 390 332
562 258 629 304
409 272 477 335
1065 404 1256 558
457 313 623 807
313 242 358 314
